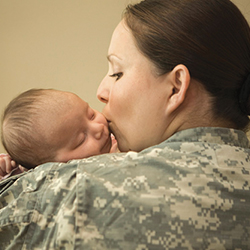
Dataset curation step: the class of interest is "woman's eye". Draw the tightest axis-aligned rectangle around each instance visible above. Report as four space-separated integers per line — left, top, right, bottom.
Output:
109 72 123 81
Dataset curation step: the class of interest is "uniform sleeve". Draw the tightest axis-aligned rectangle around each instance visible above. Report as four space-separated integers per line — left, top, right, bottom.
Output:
0 162 80 249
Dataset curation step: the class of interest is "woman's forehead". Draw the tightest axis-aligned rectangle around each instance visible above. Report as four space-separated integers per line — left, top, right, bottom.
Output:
108 20 134 54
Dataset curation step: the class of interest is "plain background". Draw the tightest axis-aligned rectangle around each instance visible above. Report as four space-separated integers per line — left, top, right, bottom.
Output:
0 0 250 153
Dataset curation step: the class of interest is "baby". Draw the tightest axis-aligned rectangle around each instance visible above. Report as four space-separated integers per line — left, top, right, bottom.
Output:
0 88 117 176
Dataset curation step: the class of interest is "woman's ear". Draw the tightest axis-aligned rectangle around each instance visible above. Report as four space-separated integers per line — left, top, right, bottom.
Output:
166 64 190 113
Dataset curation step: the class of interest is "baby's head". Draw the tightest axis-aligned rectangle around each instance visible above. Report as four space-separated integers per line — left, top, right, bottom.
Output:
1 89 112 169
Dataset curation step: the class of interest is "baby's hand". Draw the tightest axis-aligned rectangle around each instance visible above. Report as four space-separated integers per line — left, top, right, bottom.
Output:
0 154 16 177
0 154 25 180
109 134 119 153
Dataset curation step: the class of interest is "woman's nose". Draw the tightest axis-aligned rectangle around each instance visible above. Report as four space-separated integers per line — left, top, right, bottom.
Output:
97 77 110 104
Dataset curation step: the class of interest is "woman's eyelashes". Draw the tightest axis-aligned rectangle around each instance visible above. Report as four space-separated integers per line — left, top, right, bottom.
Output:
109 72 123 81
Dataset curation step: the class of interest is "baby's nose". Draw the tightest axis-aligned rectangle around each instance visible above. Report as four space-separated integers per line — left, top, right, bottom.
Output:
93 123 104 140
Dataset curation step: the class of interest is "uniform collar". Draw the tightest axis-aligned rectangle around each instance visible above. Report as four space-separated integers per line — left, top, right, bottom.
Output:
165 127 250 148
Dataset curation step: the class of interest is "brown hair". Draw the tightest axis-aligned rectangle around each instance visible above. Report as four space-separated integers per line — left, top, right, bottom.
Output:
124 0 250 131
1 89 58 169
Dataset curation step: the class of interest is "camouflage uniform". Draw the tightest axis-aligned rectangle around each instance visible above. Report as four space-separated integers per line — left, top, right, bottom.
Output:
0 127 249 250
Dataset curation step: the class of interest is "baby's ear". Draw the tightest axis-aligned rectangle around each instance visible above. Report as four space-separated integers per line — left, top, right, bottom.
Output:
166 64 191 113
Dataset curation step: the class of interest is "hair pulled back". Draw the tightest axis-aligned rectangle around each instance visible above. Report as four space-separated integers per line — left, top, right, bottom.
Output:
124 0 250 131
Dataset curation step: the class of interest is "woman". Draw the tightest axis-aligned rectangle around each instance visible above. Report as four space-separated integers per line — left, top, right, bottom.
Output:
0 0 250 249
97 0 250 152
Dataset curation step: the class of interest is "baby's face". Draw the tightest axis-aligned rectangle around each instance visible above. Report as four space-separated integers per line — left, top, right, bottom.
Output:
47 92 112 162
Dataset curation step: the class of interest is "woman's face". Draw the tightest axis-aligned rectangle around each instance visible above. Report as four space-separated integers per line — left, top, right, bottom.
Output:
97 20 172 152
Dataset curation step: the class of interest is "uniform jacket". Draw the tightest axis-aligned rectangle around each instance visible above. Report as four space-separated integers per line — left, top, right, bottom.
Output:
0 127 250 249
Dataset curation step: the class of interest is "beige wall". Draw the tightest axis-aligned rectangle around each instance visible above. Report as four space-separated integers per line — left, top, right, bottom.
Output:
0 0 250 153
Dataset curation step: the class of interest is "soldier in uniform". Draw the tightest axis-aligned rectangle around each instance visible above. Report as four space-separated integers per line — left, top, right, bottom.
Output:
0 0 250 249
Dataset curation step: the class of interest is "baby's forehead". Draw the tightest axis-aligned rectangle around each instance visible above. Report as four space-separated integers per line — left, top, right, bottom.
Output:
45 90 81 107
37 90 89 124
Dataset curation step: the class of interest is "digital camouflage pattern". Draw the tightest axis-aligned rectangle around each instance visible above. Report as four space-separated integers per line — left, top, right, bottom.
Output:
0 127 249 250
